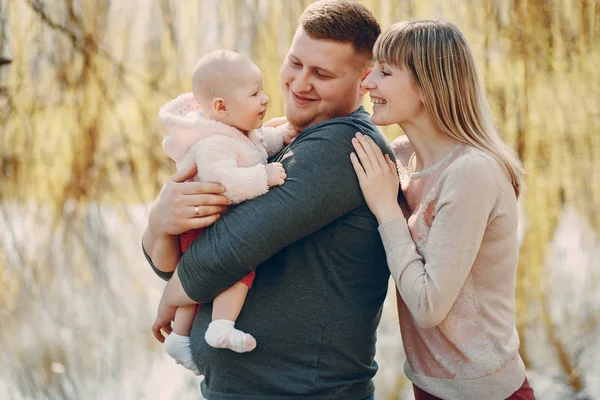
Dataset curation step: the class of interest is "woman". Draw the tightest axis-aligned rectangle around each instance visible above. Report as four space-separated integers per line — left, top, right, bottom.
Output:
350 20 535 400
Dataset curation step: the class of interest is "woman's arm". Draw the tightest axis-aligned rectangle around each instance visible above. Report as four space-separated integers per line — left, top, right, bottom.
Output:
351 134 499 329
377 161 497 329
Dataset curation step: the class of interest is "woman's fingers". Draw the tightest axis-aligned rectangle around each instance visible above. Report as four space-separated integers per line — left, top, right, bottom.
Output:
350 153 367 182
352 132 391 175
385 154 398 175
356 133 385 170
364 135 387 169
351 136 374 173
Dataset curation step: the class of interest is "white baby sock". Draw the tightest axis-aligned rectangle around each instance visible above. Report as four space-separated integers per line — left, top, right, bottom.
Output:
163 332 200 375
205 319 257 353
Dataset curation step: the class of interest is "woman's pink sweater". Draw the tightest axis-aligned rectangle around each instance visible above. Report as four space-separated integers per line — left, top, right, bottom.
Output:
379 136 526 400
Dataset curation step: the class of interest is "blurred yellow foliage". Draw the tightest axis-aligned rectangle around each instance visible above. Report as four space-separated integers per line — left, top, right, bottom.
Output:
0 0 599 397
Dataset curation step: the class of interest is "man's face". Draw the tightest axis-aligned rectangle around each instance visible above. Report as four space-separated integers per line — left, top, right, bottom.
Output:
280 28 369 130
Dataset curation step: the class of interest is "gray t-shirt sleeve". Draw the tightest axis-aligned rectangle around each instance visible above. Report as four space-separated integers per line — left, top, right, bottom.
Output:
141 242 174 281
176 122 372 303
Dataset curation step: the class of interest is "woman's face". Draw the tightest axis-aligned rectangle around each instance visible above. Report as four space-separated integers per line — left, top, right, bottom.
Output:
361 61 424 127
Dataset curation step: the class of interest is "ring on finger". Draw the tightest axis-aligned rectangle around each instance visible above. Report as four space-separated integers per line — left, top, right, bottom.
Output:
194 205 200 217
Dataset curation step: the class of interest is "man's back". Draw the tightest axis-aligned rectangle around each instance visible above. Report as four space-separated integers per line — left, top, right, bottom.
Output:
182 108 392 399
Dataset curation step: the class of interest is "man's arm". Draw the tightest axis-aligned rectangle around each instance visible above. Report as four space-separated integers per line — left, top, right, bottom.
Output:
176 122 387 303
142 164 231 279
142 228 180 280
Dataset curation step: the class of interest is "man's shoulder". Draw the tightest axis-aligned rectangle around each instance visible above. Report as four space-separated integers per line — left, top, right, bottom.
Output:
307 107 378 138
303 107 385 148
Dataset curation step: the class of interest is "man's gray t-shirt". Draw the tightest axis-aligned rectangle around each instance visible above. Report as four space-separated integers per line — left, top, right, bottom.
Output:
145 106 393 400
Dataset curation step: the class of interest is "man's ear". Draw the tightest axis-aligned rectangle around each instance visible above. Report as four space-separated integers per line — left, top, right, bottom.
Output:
212 97 227 116
359 67 372 96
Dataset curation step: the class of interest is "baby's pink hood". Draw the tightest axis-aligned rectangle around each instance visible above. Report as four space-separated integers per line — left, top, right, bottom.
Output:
159 93 248 162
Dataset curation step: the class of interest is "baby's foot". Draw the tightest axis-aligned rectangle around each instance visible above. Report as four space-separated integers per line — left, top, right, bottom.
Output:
205 319 257 353
163 332 200 375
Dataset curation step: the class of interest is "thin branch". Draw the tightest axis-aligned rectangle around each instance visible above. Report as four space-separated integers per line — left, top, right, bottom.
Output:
22 0 168 93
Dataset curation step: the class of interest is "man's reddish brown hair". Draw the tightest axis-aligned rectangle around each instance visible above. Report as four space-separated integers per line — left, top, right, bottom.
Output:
300 0 381 62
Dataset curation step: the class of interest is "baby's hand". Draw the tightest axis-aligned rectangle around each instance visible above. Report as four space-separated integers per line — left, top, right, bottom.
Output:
282 125 299 145
266 162 286 187
263 116 288 128
266 116 299 145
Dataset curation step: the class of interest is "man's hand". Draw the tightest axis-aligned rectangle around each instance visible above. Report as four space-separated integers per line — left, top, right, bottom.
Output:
152 294 177 343
152 271 197 342
143 164 232 274
148 164 232 235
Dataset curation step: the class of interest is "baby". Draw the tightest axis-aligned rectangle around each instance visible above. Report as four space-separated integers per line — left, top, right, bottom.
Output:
158 50 296 374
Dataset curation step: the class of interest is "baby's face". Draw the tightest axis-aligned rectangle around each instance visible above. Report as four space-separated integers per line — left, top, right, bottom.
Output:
223 64 270 132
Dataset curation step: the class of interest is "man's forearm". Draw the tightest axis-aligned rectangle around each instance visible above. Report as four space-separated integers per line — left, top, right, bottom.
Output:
142 226 181 273
177 123 378 303
164 270 198 307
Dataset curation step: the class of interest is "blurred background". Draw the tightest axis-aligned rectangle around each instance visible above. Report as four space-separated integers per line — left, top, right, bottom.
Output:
1 0 599 399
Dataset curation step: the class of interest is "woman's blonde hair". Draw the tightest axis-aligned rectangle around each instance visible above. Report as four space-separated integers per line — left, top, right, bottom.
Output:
374 20 525 197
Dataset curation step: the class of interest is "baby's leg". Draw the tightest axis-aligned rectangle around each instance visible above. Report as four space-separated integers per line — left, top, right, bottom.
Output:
164 305 200 375
205 281 256 353
212 281 250 321
173 304 196 336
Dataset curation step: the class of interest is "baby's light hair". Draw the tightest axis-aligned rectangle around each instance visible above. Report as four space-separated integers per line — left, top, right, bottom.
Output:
191 50 255 104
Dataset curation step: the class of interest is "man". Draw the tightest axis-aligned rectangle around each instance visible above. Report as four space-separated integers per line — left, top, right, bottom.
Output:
143 1 393 399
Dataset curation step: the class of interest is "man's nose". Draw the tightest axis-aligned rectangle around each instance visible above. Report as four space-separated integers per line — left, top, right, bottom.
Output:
262 93 270 105
292 69 312 93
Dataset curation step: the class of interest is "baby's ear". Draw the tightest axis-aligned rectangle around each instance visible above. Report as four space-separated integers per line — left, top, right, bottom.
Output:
212 97 227 116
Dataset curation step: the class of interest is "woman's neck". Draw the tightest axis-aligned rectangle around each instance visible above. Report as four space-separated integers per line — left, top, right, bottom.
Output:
400 116 457 173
